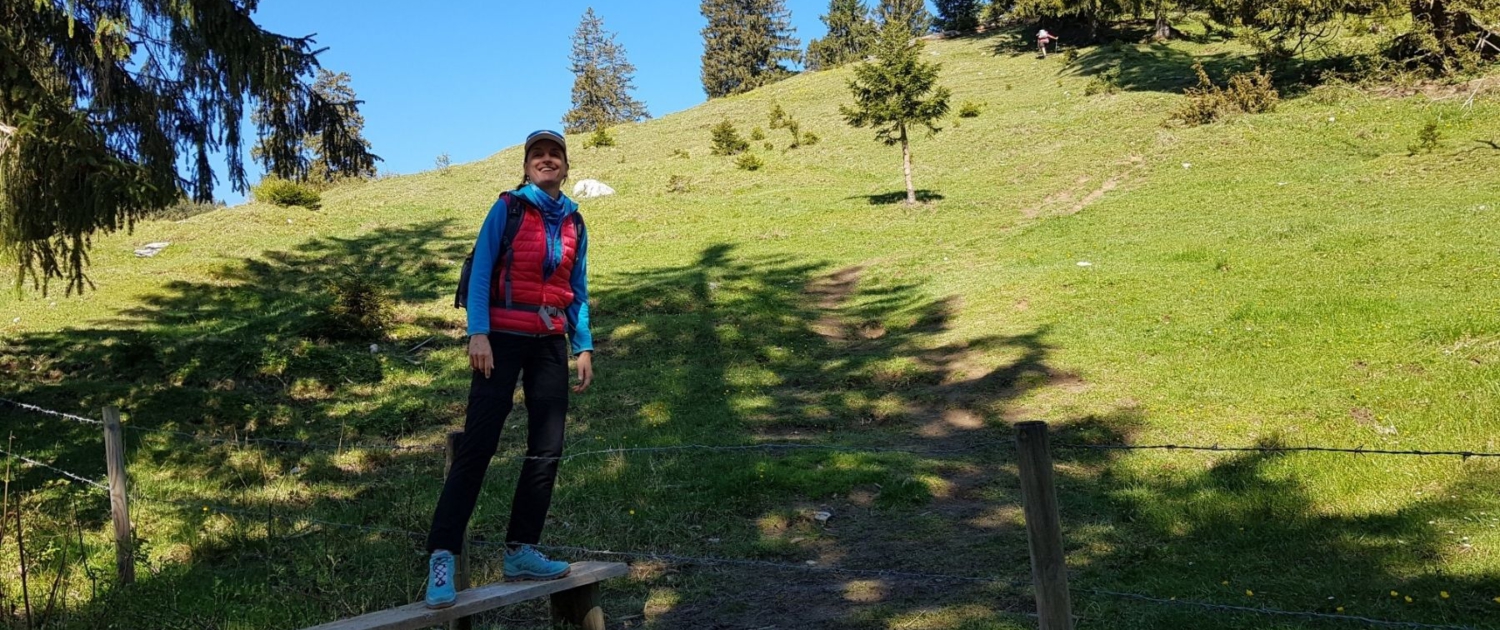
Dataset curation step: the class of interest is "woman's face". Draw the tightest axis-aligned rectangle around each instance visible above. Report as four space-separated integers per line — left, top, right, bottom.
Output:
525 140 568 189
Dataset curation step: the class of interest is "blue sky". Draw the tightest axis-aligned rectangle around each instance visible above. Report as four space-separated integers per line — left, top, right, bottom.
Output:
224 1 928 202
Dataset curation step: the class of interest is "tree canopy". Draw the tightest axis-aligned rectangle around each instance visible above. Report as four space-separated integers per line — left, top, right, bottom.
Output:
563 8 650 134
700 0 802 98
0 0 376 294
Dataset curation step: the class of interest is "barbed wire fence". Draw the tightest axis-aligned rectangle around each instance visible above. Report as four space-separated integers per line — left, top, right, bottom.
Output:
3 397 1497 630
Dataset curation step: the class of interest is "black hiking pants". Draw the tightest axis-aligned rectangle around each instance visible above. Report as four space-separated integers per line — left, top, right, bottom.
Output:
427 333 569 554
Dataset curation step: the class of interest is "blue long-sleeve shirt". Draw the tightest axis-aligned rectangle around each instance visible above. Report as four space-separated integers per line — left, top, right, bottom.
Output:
466 196 593 355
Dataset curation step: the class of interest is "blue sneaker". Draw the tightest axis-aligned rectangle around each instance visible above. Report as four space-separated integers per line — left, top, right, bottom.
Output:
503 545 571 580
425 550 457 609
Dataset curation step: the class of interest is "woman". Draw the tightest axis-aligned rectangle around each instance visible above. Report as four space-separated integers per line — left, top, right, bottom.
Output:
424 129 593 609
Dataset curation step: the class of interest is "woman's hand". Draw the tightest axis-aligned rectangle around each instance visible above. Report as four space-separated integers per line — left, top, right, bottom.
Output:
469 334 494 378
573 351 593 393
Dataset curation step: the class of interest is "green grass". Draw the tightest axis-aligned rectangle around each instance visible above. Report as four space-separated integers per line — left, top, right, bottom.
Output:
3 25 1499 629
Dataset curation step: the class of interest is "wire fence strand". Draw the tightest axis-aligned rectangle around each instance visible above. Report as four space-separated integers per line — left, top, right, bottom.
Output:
0 446 110 491
1083 588 1483 630
1057 442 1500 459
8 446 1495 630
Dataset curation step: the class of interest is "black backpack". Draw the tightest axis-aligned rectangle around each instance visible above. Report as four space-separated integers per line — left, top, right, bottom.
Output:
453 192 525 309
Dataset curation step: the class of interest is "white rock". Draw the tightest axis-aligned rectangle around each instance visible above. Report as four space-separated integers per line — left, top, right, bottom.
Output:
369 344 380 354
814 511 832 523
572 179 615 199
1077 261 1093 267
1182 162 1191 169
133 242 171 257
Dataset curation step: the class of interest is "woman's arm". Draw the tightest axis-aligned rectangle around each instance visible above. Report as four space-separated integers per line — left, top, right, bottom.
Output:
466 197 510 336
565 220 593 356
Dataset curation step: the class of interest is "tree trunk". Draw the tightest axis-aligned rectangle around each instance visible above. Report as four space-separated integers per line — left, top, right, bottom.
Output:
900 125 915 205
1153 0 1172 41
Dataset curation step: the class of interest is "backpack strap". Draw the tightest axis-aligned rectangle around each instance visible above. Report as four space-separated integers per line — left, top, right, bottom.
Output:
497 192 525 310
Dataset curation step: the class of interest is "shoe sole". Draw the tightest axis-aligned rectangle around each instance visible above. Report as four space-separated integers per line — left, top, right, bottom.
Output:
425 597 456 609
504 566 572 581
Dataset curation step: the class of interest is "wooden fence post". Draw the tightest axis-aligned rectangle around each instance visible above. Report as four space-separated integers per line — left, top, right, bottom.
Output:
102 407 134 585
445 431 472 630
1015 421 1073 630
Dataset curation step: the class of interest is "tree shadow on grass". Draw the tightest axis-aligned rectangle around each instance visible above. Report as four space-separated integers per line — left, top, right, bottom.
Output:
852 190 945 205
5 235 1499 630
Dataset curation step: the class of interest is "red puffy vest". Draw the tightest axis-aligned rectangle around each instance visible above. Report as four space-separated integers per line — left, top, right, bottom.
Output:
488 205 580 335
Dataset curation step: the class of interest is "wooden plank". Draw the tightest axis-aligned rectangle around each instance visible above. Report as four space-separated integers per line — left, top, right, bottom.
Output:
1015 421 1074 630
302 562 628 630
550 582 603 630
102 407 134 585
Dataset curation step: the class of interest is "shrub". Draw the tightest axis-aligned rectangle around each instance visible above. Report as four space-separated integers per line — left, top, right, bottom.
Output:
1063 48 1080 65
1084 66 1121 96
750 127 767 141
710 119 749 156
668 174 692 193
252 177 321 208
801 131 820 146
435 152 451 171
763 141 775 151
325 271 394 339
1408 120 1442 155
735 152 765 171
1172 63 1279 126
768 103 802 148
672 148 690 159
958 101 984 118
144 197 224 221
583 128 616 148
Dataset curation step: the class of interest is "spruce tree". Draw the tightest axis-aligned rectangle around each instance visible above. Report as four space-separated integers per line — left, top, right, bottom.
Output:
253 69 379 185
840 19 951 205
700 0 802 98
876 0 934 36
0 0 376 294
563 8 650 135
807 0 878 70
934 0 982 31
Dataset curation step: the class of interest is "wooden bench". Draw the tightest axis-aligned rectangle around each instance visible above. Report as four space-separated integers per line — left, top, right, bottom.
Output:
301 561 629 630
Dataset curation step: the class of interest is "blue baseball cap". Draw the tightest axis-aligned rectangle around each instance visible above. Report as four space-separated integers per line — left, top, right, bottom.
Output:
524 129 567 160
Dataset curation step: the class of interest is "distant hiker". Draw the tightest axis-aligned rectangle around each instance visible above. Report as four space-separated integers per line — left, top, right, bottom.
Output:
1037 29 1059 58
424 129 594 609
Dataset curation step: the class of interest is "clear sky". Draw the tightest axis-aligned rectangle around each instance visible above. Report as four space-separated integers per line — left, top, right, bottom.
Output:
223 1 931 202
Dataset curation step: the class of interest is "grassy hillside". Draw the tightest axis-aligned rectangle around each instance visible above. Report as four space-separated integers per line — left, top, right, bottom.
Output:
3 26 1499 629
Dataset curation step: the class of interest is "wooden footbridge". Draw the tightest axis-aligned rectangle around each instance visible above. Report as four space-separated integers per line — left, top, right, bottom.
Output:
301 561 628 630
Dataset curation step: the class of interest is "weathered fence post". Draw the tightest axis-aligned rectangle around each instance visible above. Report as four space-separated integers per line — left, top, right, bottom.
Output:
551 582 605 630
445 431 472 630
1015 421 1073 630
102 406 134 585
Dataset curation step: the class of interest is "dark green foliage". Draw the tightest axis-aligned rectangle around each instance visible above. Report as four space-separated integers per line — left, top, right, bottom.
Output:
1399 0 1500 74
253 69 380 187
842 19 951 205
1012 0 1131 39
0 0 376 294
768 103 804 148
751 127 768 141
807 0 879 69
802 131 822 145
143 198 226 222
736 152 767 171
711 120 751 156
1173 63 1279 125
700 0 802 98
252 178 322 209
584 128 618 148
958 101 984 117
1085 66 1121 94
934 0 983 31
876 0 934 36
1408 120 1443 154
324 270 394 340
563 8 650 134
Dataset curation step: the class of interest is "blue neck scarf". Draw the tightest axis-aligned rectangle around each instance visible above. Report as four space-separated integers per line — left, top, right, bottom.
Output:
512 183 577 279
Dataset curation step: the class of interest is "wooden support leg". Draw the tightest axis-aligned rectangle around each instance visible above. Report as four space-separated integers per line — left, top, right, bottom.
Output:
550 582 604 630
